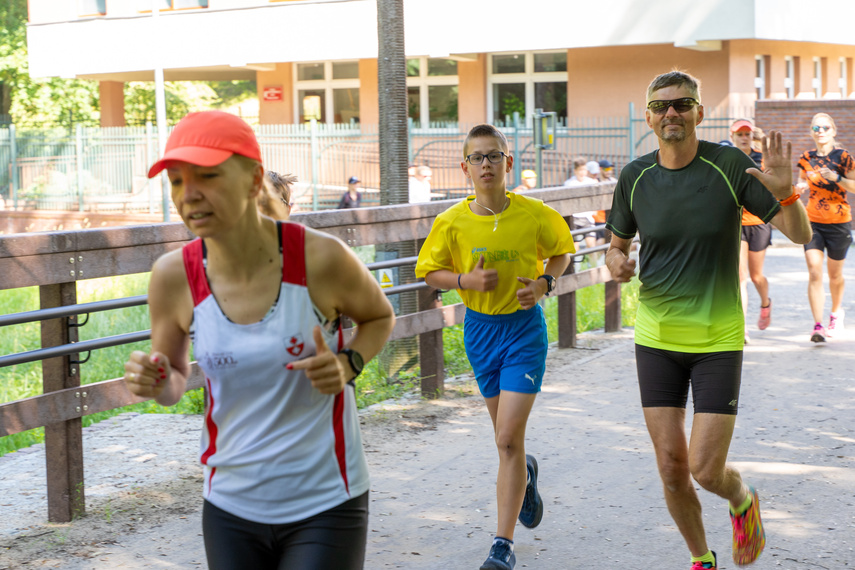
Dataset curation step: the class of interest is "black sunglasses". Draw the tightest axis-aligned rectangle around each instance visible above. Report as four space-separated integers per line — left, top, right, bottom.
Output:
647 97 699 115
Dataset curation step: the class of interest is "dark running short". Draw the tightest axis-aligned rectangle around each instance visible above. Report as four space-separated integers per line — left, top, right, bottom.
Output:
202 491 369 570
741 223 772 252
635 344 743 415
804 221 853 261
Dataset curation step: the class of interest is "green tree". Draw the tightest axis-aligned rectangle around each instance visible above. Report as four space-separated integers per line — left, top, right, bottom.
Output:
0 0 29 117
0 0 100 129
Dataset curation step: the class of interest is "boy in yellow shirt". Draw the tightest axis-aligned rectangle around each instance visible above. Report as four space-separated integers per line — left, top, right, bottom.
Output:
416 124 574 570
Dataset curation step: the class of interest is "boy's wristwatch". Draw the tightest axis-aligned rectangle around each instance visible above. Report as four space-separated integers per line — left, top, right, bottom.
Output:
339 348 364 378
537 274 555 296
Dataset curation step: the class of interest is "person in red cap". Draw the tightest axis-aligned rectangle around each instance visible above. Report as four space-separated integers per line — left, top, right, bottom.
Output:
730 118 773 343
124 110 395 569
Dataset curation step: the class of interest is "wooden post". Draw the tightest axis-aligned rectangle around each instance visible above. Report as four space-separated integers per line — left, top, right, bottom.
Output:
39 281 84 523
558 216 577 348
602 223 621 333
604 280 622 332
418 287 444 399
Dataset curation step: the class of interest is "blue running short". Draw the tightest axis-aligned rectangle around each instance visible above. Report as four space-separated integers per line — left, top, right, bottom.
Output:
463 305 548 398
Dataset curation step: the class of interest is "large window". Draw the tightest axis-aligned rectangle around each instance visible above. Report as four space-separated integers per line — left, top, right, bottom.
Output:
755 55 767 99
813 57 823 98
406 57 459 125
489 51 567 126
840 58 850 97
295 61 360 124
784 56 795 99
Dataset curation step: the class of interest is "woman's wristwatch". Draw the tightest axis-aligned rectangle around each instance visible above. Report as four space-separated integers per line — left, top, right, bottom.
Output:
339 348 364 378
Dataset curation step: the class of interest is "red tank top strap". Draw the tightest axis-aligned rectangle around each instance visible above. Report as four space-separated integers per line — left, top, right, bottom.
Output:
280 222 307 286
182 238 212 307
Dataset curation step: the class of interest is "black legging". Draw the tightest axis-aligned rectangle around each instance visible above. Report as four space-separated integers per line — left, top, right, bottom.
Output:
202 491 369 570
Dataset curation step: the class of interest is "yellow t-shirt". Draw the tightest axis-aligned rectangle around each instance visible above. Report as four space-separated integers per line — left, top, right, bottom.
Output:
415 192 575 314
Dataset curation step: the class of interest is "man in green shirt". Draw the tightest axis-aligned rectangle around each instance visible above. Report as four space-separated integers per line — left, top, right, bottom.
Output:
605 71 811 569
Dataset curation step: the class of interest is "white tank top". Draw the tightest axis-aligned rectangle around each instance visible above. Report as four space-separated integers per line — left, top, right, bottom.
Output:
183 222 369 524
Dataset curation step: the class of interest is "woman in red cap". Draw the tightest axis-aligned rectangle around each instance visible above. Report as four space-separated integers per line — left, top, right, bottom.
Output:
796 112 854 342
123 111 395 569
730 118 773 343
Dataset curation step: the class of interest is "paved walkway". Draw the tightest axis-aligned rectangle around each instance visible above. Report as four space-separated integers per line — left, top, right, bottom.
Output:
1 243 853 569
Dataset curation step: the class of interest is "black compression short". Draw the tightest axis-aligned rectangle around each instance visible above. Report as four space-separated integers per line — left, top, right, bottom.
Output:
203 491 369 570
635 344 743 415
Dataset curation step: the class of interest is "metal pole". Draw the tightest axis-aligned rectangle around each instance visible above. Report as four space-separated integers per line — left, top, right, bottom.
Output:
10 124 18 209
512 112 521 186
75 124 84 212
145 121 155 214
534 108 543 186
152 0 170 221
310 118 318 211
628 101 636 162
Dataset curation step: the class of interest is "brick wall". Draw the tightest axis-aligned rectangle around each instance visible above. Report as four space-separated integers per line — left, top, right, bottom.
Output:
756 99 855 178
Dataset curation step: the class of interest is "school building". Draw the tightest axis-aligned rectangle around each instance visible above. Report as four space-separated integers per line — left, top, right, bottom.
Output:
24 0 855 128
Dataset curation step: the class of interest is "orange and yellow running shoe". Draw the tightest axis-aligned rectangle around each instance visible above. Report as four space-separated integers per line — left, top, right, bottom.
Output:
730 486 765 566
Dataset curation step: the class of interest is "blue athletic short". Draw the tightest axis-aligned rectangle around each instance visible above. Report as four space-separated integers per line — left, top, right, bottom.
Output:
463 305 548 398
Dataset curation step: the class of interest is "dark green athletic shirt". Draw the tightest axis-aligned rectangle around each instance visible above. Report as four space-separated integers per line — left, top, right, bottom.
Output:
606 141 781 352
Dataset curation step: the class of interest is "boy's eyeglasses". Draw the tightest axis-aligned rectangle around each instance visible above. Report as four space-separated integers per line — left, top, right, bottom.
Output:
466 151 507 165
646 97 699 115
812 125 832 133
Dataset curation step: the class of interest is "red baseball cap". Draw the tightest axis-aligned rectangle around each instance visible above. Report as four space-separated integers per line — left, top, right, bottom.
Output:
730 119 754 133
147 111 262 178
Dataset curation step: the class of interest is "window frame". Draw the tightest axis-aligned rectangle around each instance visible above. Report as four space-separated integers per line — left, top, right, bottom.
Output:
784 56 795 99
754 55 766 100
487 50 567 127
813 56 823 98
293 61 361 124
405 57 459 126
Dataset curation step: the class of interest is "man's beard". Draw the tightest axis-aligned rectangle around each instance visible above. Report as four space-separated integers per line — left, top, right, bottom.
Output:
658 122 687 143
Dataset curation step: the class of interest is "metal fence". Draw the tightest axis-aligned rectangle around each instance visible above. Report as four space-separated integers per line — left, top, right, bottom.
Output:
0 105 750 214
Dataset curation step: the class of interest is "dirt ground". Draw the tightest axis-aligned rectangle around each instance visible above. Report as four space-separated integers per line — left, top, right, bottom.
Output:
1 245 854 569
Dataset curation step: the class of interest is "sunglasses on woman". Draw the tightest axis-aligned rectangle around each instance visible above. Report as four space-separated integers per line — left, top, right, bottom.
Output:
646 97 699 115
812 125 832 133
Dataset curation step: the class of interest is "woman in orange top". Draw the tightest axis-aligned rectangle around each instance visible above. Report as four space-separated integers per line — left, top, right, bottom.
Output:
731 119 772 343
796 113 855 342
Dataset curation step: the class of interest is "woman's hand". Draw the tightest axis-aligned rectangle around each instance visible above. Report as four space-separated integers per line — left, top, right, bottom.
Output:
287 326 347 395
124 351 171 399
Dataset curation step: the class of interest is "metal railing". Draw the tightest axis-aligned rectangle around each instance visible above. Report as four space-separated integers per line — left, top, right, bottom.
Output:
0 107 749 214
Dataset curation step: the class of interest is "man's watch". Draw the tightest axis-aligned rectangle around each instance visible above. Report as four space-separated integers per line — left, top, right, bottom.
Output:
537 274 555 296
339 348 364 378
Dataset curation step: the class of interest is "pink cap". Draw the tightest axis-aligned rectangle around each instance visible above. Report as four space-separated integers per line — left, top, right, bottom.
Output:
730 119 754 133
148 111 262 178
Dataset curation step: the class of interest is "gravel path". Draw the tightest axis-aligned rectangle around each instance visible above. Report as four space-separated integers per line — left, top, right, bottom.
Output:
1 244 853 569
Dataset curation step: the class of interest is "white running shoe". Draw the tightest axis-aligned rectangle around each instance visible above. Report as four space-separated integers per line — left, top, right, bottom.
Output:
828 310 845 337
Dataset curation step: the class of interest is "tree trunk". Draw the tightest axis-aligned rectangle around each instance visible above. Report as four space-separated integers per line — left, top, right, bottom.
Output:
376 0 417 379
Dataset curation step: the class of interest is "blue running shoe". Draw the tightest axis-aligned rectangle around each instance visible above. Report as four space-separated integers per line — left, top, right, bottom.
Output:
518 454 543 528
480 538 515 570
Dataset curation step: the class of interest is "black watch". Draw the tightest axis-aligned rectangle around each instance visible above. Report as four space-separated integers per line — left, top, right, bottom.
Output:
339 348 364 378
537 274 555 296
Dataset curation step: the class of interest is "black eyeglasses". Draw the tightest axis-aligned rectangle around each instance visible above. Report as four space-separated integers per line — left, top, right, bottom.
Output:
646 97 699 115
465 151 507 165
812 125 832 133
